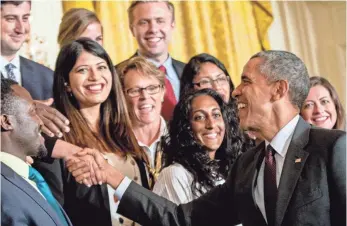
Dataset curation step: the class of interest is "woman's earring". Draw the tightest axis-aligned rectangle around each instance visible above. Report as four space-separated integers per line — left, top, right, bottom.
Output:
64 82 73 97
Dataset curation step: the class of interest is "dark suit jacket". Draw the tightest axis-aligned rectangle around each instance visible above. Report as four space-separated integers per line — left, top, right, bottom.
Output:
115 53 186 79
1 163 72 226
20 56 54 100
117 118 346 226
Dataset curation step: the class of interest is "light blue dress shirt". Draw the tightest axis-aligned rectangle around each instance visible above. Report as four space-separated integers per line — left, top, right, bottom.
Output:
137 52 180 100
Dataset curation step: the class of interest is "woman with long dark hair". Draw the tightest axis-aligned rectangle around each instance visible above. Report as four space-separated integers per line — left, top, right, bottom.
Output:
153 89 242 204
54 38 149 226
180 53 256 149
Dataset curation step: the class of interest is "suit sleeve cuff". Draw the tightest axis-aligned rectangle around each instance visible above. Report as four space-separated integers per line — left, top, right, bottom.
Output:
114 176 132 200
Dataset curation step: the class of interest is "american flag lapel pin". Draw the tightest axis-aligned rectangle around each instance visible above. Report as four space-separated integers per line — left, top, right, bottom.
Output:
295 158 302 163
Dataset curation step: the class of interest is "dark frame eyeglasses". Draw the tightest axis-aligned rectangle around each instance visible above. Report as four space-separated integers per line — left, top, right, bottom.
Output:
125 84 164 97
192 76 230 88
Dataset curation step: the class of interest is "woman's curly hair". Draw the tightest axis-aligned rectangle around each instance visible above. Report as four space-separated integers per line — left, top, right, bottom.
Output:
162 89 243 195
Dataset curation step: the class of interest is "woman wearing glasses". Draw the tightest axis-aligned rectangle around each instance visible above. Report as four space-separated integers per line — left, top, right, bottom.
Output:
180 53 255 151
180 53 234 103
117 56 168 187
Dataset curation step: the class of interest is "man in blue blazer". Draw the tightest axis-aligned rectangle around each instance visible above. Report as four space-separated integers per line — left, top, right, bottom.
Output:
0 1 53 100
1 78 72 226
71 50 346 226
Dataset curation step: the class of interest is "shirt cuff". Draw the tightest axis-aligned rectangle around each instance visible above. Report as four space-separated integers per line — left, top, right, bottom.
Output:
114 176 132 200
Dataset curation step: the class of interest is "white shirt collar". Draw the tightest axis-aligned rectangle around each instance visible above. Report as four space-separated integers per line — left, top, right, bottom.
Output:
0 54 20 70
265 115 300 157
137 116 167 147
0 151 29 179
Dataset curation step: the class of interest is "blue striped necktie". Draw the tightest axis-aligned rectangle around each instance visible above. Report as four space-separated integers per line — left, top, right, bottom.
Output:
5 63 16 81
29 166 69 226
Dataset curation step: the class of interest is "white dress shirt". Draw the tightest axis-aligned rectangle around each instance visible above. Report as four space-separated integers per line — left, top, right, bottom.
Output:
254 115 300 223
0 152 44 198
0 55 22 85
152 163 225 205
136 117 167 168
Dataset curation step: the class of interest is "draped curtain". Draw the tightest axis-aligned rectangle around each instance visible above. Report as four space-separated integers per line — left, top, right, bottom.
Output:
62 1 273 85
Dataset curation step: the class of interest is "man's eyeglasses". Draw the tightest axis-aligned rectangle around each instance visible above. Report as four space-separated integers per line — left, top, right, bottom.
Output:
192 76 229 88
126 84 163 97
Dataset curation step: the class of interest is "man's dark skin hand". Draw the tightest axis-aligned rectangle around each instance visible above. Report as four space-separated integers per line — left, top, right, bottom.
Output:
35 98 70 137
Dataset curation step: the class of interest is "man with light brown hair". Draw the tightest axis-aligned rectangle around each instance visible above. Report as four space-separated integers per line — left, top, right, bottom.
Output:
117 0 185 121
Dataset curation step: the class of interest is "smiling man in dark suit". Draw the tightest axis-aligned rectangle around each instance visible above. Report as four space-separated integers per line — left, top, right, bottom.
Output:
116 1 185 121
1 78 72 226
71 50 345 226
0 0 53 100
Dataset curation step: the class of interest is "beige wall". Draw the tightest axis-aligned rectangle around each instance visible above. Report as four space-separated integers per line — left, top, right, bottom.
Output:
268 1 346 108
19 0 63 69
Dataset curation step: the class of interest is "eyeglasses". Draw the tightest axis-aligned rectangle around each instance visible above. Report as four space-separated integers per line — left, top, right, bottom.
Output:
192 76 229 88
126 84 163 97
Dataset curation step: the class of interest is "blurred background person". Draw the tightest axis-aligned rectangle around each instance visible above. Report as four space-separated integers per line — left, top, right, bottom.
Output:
301 76 345 130
118 56 167 186
58 8 103 47
53 38 149 226
180 53 256 149
153 89 242 204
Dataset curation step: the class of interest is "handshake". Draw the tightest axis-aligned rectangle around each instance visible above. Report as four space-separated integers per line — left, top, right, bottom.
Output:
65 149 125 189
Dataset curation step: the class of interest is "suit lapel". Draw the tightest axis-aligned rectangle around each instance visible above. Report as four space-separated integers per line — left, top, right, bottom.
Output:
251 142 268 225
275 118 311 226
172 58 184 79
20 57 39 96
1 163 65 226
251 142 266 201
100 184 111 212
237 143 267 225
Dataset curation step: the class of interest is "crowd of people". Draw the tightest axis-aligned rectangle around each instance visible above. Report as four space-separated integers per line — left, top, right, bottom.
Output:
1 1 345 226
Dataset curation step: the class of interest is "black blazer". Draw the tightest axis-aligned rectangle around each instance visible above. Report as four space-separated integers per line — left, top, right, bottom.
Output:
115 53 186 79
1 163 72 226
117 117 346 226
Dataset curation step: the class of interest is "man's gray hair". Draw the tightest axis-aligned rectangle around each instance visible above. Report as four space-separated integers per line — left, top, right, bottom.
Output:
250 50 310 109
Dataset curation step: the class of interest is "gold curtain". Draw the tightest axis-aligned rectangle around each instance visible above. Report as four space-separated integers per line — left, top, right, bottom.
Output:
62 1 273 86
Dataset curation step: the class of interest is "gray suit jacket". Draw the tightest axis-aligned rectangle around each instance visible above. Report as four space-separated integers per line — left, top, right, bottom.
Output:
118 117 346 226
1 163 72 226
20 56 54 100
